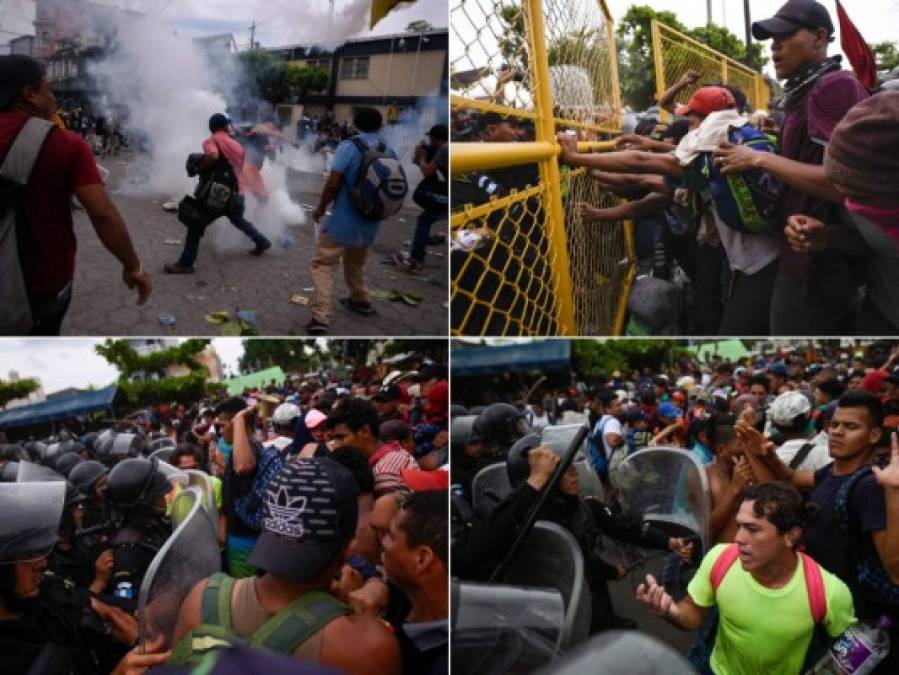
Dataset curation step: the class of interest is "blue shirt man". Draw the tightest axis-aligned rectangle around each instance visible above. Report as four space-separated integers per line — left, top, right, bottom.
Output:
309 107 397 334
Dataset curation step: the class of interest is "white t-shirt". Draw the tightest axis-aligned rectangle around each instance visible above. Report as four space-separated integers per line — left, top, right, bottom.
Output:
597 414 623 460
775 437 832 472
529 412 550 429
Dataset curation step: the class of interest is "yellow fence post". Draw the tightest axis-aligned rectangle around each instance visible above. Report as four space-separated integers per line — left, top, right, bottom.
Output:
651 19 667 121
524 0 575 334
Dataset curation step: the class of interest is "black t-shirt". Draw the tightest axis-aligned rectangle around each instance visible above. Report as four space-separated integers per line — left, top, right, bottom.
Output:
223 440 264 537
805 465 887 617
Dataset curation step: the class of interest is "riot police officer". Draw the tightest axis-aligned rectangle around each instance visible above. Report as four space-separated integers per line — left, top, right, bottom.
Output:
105 457 172 602
0 481 135 674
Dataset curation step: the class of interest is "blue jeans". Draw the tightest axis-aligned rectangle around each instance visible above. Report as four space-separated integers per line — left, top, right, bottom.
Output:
410 210 441 263
178 196 269 268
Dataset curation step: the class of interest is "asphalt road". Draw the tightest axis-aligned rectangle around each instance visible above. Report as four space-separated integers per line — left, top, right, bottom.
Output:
62 150 448 336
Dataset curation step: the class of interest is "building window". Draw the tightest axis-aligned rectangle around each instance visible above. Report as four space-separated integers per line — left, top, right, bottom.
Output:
339 56 369 80
41 31 50 48
307 58 330 71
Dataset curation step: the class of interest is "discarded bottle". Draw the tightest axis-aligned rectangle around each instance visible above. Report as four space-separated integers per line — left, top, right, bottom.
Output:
807 616 891 675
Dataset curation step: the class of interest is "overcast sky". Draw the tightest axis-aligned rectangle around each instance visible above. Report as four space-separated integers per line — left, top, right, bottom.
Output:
0 338 246 394
0 0 446 48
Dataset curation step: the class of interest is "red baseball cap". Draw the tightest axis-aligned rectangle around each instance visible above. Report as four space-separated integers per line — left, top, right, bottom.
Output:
675 86 736 117
400 468 449 492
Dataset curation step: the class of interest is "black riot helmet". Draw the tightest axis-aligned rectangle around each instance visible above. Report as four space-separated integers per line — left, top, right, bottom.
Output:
54 453 83 479
81 431 99 455
0 482 66 562
0 445 27 462
106 457 172 513
451 415 479 449
505 433 542 488
450 404 469 417
69 460 109 496
93 429 116 464
472 403 528 448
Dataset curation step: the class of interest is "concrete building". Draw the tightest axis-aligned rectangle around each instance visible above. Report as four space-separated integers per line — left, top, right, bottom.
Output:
124 339 223 383
267 28 447 125
193 32 238 58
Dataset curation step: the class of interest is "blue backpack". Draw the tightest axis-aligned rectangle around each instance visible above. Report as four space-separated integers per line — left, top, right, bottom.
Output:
587 417 611 477
684 124 783 234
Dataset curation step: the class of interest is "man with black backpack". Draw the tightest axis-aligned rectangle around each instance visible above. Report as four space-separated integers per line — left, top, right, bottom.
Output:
164 113 271 274
0 55 151 335
308 108 407 335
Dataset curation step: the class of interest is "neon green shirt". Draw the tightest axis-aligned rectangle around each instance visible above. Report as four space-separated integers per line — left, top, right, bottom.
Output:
687 543 856 675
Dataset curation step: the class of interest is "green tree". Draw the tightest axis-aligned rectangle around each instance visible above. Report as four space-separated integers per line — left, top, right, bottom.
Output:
873 41 899 72
95 340 211 409
238 49 286 103
572 340 687 381
616 5 767 111
0 378 39 408
497 5 528 75
239 340 321 374
383 340 448 364
616 5 688 110
282 64 329 102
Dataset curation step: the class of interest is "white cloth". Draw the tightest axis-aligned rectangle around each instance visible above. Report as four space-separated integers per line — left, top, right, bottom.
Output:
598 414 623 461
775 437 832 472
674 109 750 166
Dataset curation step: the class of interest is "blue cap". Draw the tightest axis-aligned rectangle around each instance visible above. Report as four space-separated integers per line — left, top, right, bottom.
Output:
658 402 682 419
768 363 789 377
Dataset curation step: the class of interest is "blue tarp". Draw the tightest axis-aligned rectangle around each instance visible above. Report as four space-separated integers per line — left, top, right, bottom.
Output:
452 340 571 376
0 385 117 429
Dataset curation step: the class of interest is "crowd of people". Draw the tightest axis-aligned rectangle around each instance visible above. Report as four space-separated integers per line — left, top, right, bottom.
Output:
451 340 899 674
0 52 447 337
451 0 899 336
0 362 449 674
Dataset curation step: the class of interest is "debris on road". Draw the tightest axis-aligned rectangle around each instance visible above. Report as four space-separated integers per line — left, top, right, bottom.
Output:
158 312 176 326
289 295 310 306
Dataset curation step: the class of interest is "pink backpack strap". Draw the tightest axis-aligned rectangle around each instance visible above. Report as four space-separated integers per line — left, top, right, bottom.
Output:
800 553 828 624
710 544 741 591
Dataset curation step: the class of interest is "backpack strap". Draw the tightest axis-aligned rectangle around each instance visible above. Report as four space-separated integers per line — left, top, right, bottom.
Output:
249 590 349 655
350 136 370 156
710 543 741 591
800 552 828 624
200 573 234 631
0 117 55 185
789 442 816 471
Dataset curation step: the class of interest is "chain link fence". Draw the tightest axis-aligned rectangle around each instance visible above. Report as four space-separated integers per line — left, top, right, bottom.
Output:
651 19 771 117
450 0 632 336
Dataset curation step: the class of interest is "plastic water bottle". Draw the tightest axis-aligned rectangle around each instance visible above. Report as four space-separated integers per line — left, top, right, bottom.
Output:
807 616 892 674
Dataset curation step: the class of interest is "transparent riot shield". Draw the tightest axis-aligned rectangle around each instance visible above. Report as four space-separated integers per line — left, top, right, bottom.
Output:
452 580 563 675
16 460 65 483
0 481 66 560
138 485 220 650
471 462 513 517
539 424 589 461
185 469 218 527
534 630 696 675
615 447 711 556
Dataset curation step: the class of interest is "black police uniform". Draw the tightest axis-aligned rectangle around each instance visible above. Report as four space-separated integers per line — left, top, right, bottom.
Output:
107 520 169 603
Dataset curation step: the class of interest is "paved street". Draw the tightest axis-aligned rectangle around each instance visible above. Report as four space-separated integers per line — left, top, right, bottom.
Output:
63 151 448 336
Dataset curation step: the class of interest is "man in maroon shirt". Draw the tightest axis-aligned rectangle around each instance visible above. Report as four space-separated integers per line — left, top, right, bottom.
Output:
0 55 151 334
713 0 869 335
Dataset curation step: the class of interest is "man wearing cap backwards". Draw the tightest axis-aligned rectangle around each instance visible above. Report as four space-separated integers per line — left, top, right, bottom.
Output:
172 458 401 673
0 54 151 334
770 390 831 472
164 112 272 273
713 0 870 335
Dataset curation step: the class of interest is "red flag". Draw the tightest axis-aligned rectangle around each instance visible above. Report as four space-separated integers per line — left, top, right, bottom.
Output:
836 0 878 90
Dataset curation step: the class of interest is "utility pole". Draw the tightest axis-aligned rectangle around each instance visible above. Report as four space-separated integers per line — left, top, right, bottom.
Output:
744 0 754 67
706 0 712 26
249 20 256 50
